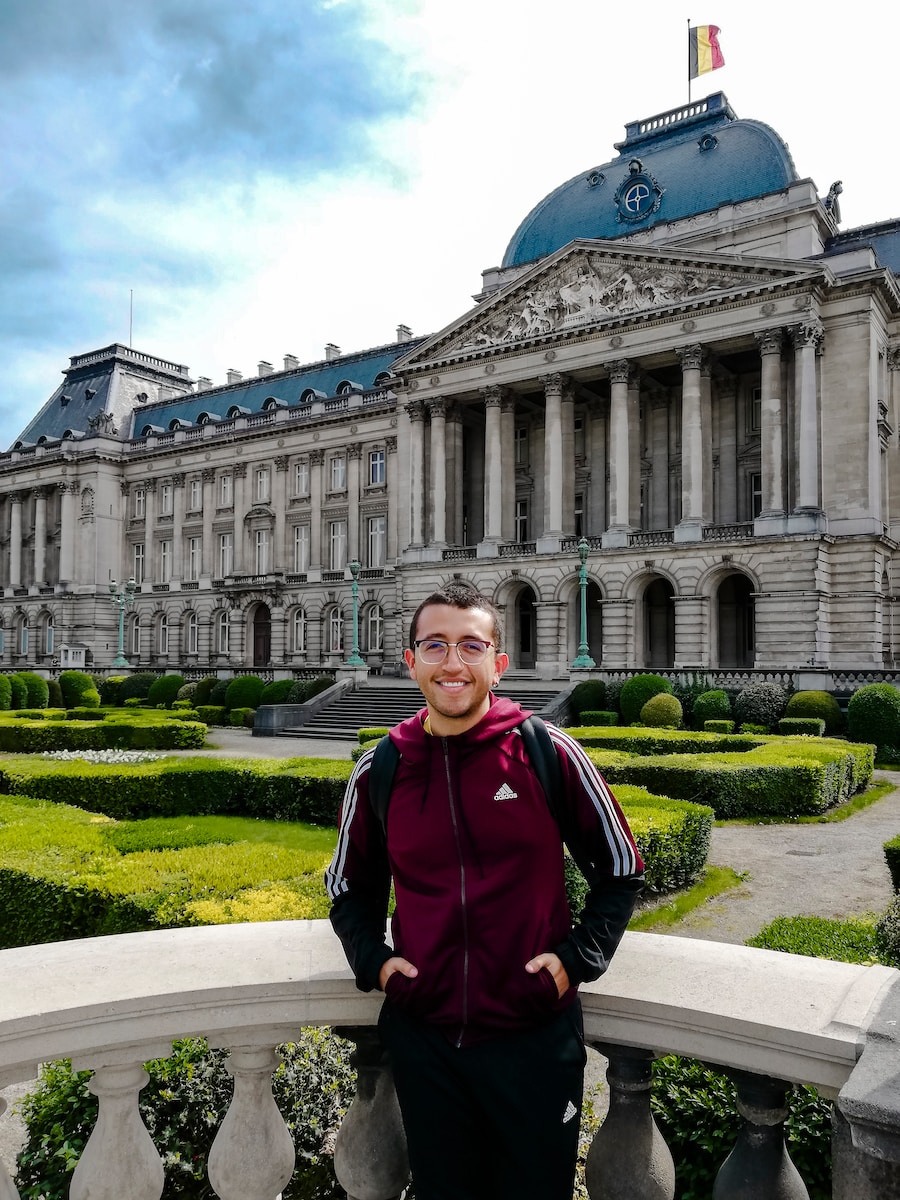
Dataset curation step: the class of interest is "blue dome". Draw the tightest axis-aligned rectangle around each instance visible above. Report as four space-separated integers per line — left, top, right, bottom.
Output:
502 93 798 268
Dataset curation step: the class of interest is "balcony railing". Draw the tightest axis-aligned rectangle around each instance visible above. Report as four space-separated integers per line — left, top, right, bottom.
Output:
1 923 899 1199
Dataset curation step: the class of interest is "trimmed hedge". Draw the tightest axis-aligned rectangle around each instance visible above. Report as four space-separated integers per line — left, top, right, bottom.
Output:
0 676 11 710
640 693 682 729
196 705 229 726
358 726 389 745
848 683 900 760
778 717 825 737
733 682 788 731
691 689 731 728
570 679 606 720
579 710 618 726
16 672 49 709
259 679 295 705
191 677 219 707
147 674 186 709
0 716 206 753
59 671 100 709
8 675 27 709
620 675 672 724
884 834 900 893
704 720 735 734
225 676 266 710
117 673 157 702
785 690 844 735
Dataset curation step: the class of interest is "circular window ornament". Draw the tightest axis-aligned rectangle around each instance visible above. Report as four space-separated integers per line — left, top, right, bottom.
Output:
614 159 664 224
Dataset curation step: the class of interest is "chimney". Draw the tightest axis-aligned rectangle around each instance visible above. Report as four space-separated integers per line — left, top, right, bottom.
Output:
325 343 341 361
283 354 299 371
257 361 273 377
226 369 243 385
197 377 212 392
396 324 412 342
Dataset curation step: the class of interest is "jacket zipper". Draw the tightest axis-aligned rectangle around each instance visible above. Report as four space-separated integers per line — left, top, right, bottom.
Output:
442 737 469 1047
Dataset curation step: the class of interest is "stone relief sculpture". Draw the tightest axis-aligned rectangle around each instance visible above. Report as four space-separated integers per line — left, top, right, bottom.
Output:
456 253 737 351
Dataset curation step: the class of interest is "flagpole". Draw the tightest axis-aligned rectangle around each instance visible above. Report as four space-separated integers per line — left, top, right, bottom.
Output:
687 18 691 104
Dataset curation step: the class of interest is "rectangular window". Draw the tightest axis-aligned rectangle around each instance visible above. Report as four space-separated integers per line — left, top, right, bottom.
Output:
133 487 146 519
293 524 310 573
218 531 233 577
132 542 145 585
367 514 386 568
574 493 584 539
160 483 173 515
515 499 529 543
255 467 270 503
219 473 233 507
749 472 763 519
749 386 762 434
159 539 172 582
514 426 528 466
574 416 585 459
187 614 199 655
330 455 346 491
187 536 202 581
255 527 270 574
329 519 347 571
189 478 202 510
130 618 141 656
368 449 385 486
294 459 310 496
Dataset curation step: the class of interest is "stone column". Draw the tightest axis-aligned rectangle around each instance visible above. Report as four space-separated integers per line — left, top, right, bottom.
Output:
274 455 288 570
8 493 22 589
481 387 504 552
171 473 185 580
406 400 426 549
309 450 324 573
201 468 215 577
447 408 464 546
143 480 156 584
588 401 609 535
427 399 448 549
232 463 247 574
539 374 565 550
561 382 576 534
888 350 900 543
647 389 670 530
756 329 786 523
675 344 705 541
32 487 47 585
385 436 399 561
501 395 516 542
791 319 824 521
58 481 77 585
347 443 362 562
603 360 637 547
700 358 714 523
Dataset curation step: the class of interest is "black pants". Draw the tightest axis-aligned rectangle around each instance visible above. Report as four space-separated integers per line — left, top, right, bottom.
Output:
378 1002 586 1200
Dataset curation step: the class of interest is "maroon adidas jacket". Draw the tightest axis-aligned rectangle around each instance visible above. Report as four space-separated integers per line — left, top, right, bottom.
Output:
326 696 643 1044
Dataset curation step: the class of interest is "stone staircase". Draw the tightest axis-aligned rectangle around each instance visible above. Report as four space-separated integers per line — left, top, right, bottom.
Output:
279 682 568 739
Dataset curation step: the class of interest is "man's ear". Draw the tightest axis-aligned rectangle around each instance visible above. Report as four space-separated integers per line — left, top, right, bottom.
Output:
404 647 417 677
493 652 510 684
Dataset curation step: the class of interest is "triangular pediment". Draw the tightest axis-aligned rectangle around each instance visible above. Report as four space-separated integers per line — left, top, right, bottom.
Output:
396 239 824 371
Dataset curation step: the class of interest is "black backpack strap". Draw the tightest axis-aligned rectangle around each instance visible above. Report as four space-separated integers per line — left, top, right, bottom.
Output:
368 734 400 835
518 715 563 819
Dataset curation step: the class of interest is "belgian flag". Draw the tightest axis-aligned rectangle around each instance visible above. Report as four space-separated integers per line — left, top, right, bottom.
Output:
688 24 725 79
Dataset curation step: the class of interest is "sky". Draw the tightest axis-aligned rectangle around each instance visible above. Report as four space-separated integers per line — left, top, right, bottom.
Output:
2 0 897 450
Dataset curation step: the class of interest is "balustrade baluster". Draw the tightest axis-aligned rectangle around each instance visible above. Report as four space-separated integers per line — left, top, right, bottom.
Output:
712 1071 809 1199
0 1097 21 1200
584 1046 675 1200
69 1063 164 1200
333 1026 410 1200
207 1045 295 1200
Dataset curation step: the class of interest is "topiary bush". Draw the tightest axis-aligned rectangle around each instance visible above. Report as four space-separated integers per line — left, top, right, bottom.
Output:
117 673 157 703
16 672 49 709
620 675 673 725
208 679 232 707
578 711 618 726
640 693 683 729
191 677 218 707
99 675 127 706
147 674 186 709
778 717 825 737
8 675 27 710
704 719 735 734
671 675 712 731
259 679 295 705
571 679 606 720
884 834 900 893
228 707 256 727
785 690 844 736
847 683 900 761
225 676 266 710
691 689 731 729
47 679 64 708
287 676 335 705
732 682 788 731
176 681 198 702
0 676 11 711
58 670 100 709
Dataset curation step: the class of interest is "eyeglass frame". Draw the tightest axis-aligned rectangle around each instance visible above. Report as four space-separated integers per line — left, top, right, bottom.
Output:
413 638 496 665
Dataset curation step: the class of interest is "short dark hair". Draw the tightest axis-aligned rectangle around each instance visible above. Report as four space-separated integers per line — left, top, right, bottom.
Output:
409 584 503 650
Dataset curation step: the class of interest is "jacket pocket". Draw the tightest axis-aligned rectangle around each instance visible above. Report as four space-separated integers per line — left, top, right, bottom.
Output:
384 969 431 1018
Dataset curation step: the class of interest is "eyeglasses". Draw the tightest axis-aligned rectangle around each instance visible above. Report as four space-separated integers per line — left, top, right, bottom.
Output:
414 639 494 665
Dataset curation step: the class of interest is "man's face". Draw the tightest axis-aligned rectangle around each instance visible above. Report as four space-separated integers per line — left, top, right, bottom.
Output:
404 603 509 736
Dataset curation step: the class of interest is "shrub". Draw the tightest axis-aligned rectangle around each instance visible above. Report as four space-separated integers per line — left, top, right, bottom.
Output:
579 710 618 726
99 675 128 706
8 674 27 710
191 677 218 707
358 726 389 745
209 679 232 707
671 675 712 730
287 676 335 705
739 722 768 735
259 679 295 705
171 698 193 711
885 834 900 892
66 708 107 721
47 679 64 708
570 679 606 719
168 709 203 722
0 676 11 711
639 693 682 729
691 689 731 729
147 674 186 709
16 672 49 709
225 675 266 710
229 706 256 727
196 705 229 726
118 673 157 703
58 670 99 709
748 915 879 964
778 717 825 737
847 683 900 761
176 681 198 702
123 696 144 708
603 679 623 717
620 675 672 725
704 719 735 734
785 690 844 735
733 682 788 731
876 896 900 968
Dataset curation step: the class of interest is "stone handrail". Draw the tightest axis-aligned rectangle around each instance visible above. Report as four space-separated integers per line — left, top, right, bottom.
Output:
2 922 900 1199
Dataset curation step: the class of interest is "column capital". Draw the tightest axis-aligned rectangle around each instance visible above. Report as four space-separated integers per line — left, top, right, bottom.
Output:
385 435 398 454
790 318 824 349
172 472 185 487
540 373 565 398
233 462 248 478
501 394 516 415
607 359 633 386
144 479 158 494
676 344 706 372
888 348 900 372
310 448 325 466
481 385 504 408
405 399 426 422
426 396 448 418
119 479 131 495
274 455 289 471
755 328 784 356
347 442 363 460
202 467 216 482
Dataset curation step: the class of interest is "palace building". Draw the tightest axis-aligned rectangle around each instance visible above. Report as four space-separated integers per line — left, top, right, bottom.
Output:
4 91 900 680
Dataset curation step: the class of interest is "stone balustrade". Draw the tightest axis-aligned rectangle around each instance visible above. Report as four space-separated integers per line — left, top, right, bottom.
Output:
2 922 900 1199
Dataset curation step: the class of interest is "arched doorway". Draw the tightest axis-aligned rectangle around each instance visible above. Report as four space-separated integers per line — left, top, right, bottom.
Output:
644 578 675 668
717 574 755 667
514 588 537 670
252 603 271 667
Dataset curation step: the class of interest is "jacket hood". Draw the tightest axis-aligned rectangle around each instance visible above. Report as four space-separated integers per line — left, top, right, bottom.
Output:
389 694 532 761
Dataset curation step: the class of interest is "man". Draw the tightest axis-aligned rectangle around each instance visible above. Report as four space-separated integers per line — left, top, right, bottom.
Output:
326 584 643 1200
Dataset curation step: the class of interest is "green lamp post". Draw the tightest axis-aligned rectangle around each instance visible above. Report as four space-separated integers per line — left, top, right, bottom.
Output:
570 537 596 669
345 559 366 667
109 576 137 669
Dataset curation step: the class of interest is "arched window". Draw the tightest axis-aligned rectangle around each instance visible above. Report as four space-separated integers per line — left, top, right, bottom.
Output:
364 604 384 653
327 606 344 653
185 611 198 655
17 616 28 656
217 610 230 655
43 613 54 655
292 607 308 653
0 627 5 655
157 613 169 655
130 616 141 657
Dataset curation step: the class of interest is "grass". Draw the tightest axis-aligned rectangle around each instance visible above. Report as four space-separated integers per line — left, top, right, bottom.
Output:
628 866 746 931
